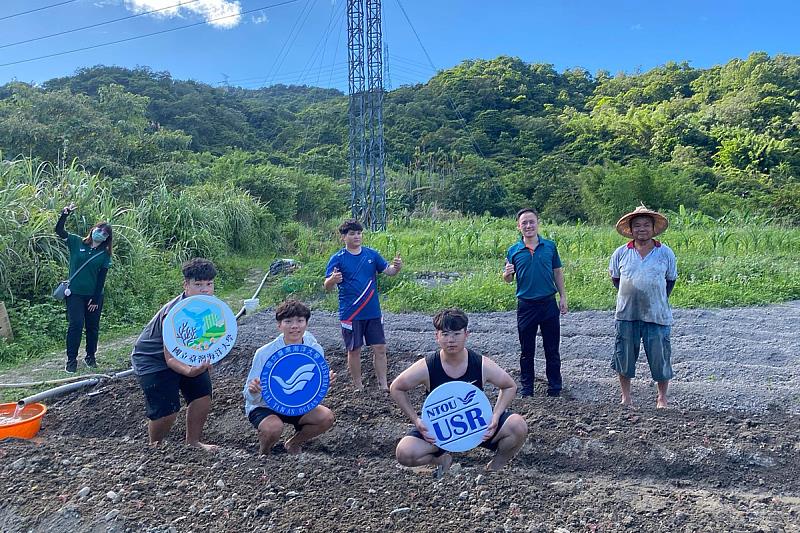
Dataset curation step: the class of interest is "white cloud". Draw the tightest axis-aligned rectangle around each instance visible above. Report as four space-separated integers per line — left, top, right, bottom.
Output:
630 23 643 31
124 0 242 29
252 11 269 25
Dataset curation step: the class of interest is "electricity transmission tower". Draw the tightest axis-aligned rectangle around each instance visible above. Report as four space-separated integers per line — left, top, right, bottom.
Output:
347 0 386 230
383 43 391 90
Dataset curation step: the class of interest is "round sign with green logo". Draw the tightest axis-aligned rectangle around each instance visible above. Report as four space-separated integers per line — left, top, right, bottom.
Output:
163 295 237 366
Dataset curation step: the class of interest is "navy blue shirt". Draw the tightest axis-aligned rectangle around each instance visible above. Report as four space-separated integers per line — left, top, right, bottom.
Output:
506 237 562 300
325 246 388 322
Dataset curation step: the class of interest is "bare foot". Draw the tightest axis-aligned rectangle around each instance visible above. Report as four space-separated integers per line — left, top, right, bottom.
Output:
187 441 219 453
284 439 302 455
433 453 452 479
656 397 668 409
258 443 272 455
620 395 633 407
486 454 512 472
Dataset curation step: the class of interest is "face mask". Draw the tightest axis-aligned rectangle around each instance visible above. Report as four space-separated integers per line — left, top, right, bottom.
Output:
91 229 108 243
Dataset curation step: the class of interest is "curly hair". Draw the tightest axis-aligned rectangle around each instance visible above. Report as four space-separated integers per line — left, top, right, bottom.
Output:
338 218 364 234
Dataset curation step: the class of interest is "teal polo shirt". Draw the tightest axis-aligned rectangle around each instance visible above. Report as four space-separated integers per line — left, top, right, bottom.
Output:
65 233 112 296
506 237 562 300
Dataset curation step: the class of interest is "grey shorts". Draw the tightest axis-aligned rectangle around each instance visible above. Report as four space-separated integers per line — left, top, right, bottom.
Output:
612 320 673 382
341 317 386 351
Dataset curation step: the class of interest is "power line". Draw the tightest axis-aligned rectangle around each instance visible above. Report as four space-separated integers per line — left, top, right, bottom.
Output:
0 0 79 22
0 0 203 50
263 0 319 87
393 0 502 200
0 0 303 68
393 0 486 161
212 62 349 86
391 63 434 78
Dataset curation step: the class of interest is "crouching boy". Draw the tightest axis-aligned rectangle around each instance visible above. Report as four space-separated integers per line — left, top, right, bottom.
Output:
390 308 528 474
131 258 218 451
243 300 335 455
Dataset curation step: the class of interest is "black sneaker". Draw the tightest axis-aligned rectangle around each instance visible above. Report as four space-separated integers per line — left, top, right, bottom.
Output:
84 356 97 368
65 360 78 373
520 387 533 397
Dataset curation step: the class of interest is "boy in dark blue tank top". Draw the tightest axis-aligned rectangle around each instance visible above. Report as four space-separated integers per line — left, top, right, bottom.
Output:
390 309 528 475
324 219 403 392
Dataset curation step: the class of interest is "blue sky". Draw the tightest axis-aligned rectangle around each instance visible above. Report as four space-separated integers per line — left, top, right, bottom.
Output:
1 0 799 91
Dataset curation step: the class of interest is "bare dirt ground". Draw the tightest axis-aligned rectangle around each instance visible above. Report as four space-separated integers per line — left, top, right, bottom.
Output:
1 303 799 532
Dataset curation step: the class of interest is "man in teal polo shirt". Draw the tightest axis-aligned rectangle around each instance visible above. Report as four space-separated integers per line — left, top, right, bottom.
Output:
503 208 567 396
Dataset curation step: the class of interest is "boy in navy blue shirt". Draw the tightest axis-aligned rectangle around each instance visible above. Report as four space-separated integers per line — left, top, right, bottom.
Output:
324 219 402 392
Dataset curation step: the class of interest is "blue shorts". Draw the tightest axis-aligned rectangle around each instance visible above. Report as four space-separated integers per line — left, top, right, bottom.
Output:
341 317 385 351
612 320 673 382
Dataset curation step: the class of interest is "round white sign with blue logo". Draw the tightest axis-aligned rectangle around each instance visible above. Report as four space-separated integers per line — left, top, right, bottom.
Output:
260 344 330 416
421 381 493 452
163 295 238 366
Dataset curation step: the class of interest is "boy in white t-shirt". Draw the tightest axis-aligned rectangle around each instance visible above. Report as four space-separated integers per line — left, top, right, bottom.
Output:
243 300 335 454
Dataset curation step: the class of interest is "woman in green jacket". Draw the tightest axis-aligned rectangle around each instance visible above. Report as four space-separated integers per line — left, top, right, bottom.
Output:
55 204 113 373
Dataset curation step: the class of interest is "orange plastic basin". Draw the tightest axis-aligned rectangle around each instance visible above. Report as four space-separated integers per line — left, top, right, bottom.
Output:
0 402 47 439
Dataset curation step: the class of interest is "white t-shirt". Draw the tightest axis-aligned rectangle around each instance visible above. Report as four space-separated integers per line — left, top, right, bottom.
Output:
609 241 678 326
243 331 324 416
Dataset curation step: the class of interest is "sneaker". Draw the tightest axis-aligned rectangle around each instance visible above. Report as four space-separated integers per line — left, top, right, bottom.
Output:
65 360 77 373
84 356 97 368
519 387 533 397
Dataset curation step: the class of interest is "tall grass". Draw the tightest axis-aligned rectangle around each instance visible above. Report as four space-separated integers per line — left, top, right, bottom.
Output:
264 213 800 313
0 156 277 362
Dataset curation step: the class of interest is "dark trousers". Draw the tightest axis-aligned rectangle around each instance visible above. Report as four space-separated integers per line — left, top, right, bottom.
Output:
517 296 562 395
65 294 103 362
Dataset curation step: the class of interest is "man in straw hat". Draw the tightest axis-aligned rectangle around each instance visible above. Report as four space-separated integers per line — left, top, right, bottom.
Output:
609 205 677 408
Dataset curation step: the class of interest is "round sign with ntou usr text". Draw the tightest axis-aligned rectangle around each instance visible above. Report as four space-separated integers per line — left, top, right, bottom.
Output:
163 295 237 366
261 344 330 416
421 381 493 452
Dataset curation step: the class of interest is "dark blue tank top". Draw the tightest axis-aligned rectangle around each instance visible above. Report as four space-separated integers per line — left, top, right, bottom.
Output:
425 349 483 392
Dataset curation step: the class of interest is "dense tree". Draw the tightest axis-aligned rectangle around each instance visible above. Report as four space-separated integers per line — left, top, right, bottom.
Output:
2 53 799 223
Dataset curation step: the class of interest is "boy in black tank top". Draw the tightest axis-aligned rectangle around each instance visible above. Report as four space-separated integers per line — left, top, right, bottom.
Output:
390 309 528 475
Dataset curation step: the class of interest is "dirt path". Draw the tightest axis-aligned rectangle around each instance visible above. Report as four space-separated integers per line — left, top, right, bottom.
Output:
1 303 798 532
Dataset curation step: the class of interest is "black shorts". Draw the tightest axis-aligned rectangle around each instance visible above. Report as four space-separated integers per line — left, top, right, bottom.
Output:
248 406 304 432
137 368 212 421
406 410 513 454
341 317 386 350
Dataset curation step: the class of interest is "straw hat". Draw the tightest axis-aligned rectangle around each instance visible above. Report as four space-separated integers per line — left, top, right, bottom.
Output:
615 204 669 238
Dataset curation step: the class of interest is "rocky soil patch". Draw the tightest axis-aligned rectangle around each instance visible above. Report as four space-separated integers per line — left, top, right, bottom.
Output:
1 302 798 532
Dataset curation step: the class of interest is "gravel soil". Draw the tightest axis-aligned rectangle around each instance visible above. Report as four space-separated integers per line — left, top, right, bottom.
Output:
1 302 799 532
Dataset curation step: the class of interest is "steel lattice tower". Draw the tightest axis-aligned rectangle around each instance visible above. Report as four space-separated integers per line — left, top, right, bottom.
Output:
383 43 391 90
347 0 367 223
348 0 386 230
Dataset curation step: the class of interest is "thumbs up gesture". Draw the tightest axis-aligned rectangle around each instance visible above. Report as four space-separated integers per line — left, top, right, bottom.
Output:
391 254 403 272
330 266 343 284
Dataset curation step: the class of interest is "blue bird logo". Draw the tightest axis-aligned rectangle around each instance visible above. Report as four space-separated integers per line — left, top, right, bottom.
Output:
272 364 317 394
459 390 477 404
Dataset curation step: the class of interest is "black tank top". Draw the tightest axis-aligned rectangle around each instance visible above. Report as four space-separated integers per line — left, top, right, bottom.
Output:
425 349 483 392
